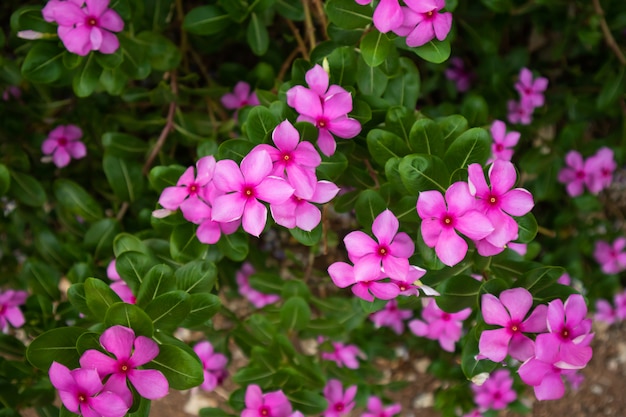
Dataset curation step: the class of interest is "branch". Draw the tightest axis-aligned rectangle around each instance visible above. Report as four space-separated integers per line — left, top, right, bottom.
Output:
302 0 317 52
592 0 626 66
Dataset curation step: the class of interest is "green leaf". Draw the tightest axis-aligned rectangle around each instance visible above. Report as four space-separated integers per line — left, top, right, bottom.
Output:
480 0 513 12
358 297 388 313
287 390 328 415
280 297 311 331
144 291 191 331
100 67 128 95
136 31 182 71
366 129 410 167
360 30 391 67
243 106 280 144
114 251 153 291
21 260 61 300
460 94 489 127
148 165 186 193
180 293 221 328
412 39 451 64
0 334 26 359
21 43 64 83
145 343 203 390
327 46 357 86
275 0 304 20
72 54 102 97
409 118 444 156
67 283 90 316
170 223 207 263
183 5 231 35
437 115 469 147
114 233 150 256
217 231 249 261
26 327 86 370
232 366 275 386
95 49 123 69
354 189 387 229
249 272 284 295
383 57 420 109
10 171 46 207
356 56 388 97
103 154 144 202
435 275 482 312
54 179 103 222
398 154 449 193
104 302 155 337
136 264 175 306
175 260 217 294
443 127 491 172
84 218 122 260
0 164 10 196
317 151 348 181
515 266 564 293
102 133 148 158
119 34 151 80
217 139 255 164
220 0 250 22
325 0 372 30
246 13 269 56
597 68 625 110
289 224 323 246
516 212 538 243
461 328 497 378
84 277 122 321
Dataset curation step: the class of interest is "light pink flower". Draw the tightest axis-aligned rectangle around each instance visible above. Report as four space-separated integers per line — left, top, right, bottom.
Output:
236 262 280 308
110 281 135 304
43 0 124 56
518 356 582 401
328 261 400 302
221 81 259 111
594 299 616 325
394 0 452 47
593 238 626 274
409 298 471 352
389 264 428 296
489 120 520 162
478 288 547 362
557 273 571 285
49 361 129 417
445 57 473 93
193 341 228 392
321 341 366 369
0 289 28 333
585 147 616 194
557 150 588 197
471 369 517 411
362 396 401 417
417 182 494 266
370 299 412 334
242 385 294 417
286 65 361 156
42 124 86 168
211 150 294 237
321 379 357 417
270 180 339 231
506 99 533 125
515 68 548 109
79 325 169 406
615 290 626 320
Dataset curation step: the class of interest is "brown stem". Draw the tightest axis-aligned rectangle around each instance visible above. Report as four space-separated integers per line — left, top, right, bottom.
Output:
537 225 557 238
116 202 129 221
302 0 317 52
592 0 626 66
285 18 310 61
278 46 304 83
364 159 380 189
311 0 329 40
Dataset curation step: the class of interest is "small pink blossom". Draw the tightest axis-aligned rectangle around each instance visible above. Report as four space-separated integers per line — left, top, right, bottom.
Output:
328 261 400 302
393 0 452 47
242 385 294 417
584 147 616 194
370 299 412 334
0 289 28 333
614 290 626 320
594 299 616 325
42 124 86 168
110 281 135 304
593 237 626 274
489 120 520 162
518 356 581 400
270 180 339 231
409 298 471 352
557 150 588 197
515 68 548 109
221 81 260 113
506 99 533 125
356 0 404 33
471 369 517 411
321 379 357 417
362 396 401 417
193 341 228 392
389 264 428 296
321 341 366 369
445 57 473 93
236 262 280 308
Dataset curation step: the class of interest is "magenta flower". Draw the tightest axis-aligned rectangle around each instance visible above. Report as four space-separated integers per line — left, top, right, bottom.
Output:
211 150 294 237
489 120 520 162
328 261 400 302
594 299 616 325
79 325 169 406
506 99 533 125
444 57 473 93
48 361 129 417
270 180 339 231
42 0 124 56
221 81 259 112
417 182 494 266
242 385 294 417
515 68 548 109
253 120 322 199
193 341 228 392
462 410 483 417
615 290 626 320
593 238 626 274
362 396 401 417
321 341 366 369
389 264 428 296
321 379 357 417
471 369 517 411
394 0 452 47
355 0 404 33
518 356 582 400
534 294 593 369
236 262 280 308
478 288 548 362
110 281 135 304
467 160 534 249
106 259 120 281
370 299 413 335
557 150 588 197
0 289 28 333
286 65 361 156
41 124 86 168
557 272 571 285
585 147 616 194
344 209 414 281
409 298 471 352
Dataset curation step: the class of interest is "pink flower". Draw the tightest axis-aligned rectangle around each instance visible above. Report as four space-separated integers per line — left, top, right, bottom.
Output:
236 262 280 308
79 325 169 406
106 259 120 281
362 396 401 417
506 99 533 125
557 273 571 285
389 264 428 296
42 0 124 56
270 180 339 231
242 385 294 417
515 68 548 109
557 150 588 197
462 410 483 417
357 0 404 33
110 281 135 304
321 341 366 369
370 299 413 334
286 65 361 156
585 147 616 194
615 290 626 320
417 182 494 266
211 150 294 237
394 0 452 47
221 81 260 112
471 369 517 411
594 299 616 325
42 124 86 168
48 361 129 417
409 298 471 352
489 120 520 162
328 261 400 302
344 209 414 282
321 379 357 417
518 356 582 400
534 294 593 369
193 341 228 392
478 288 548 362
444 57 473 93
0 289 28 333
2 86 21 101
593 238 626 274
468 160 534 250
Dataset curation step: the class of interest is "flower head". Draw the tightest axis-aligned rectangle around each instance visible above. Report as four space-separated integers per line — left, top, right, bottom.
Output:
593 237 626 275
471 369 516 411
321 341 366 369
362 396 401 417
321 379 357 417
515 68 548 109
394 0 452 47
0 289 28 333
193 341 228 392
489 120 520 162
370 299 413 334
221 81 259 112
242 385 294 417
445 57 473 93
42 124 86 168
409 298 471 352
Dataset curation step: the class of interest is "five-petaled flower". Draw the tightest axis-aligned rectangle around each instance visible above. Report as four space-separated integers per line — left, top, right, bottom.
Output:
241 384 295 417
394 0 453 47
0 289 28 333
321 379 357 417
193 341 228 392
41 124 86 168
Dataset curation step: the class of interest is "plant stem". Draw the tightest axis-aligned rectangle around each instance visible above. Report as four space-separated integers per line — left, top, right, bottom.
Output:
592 0 626 66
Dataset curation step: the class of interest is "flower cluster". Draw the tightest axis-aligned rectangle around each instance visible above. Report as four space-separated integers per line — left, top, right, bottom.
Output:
0 289 28 333
41 124 86 168
507 68 548 125
557 147 616 197
409 298 471 352
49 325 168 417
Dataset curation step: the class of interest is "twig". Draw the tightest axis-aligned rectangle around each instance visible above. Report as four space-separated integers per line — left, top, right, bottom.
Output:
592 0 626 66
311 0 329 40
142 72 178 175
301 0 317 52
116 202 129 221
364 159 380 189
285 18 310 61
537 225 557 238
278 46 304 83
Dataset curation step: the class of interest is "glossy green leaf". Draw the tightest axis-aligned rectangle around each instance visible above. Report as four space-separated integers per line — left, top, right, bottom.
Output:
280 297 311 331
243 106 280 144
21 43 64 83
10 171 46 207
144 291 191 331
287 390 328 415
217 139 256 164
170 223 207 262
84 278 122 321
366 129 410 167
325 0 372 29
119 34 151 80
247 13 269 56
175 260 217 294
148 165 186 193
409 118 445 156
354 189 387 229
398 154 449 193
103 154 144 202
356 56 388 97
54 179 103 222
289 224 323 246
360 30 391 67
114 233 150 256
104 302 155 337
437 114 469 147
217 231 249 261
443 127 491 172
145 343 203 389
412 39 451 64
317 151 348 181
136 264 175 306
21 259 61 300
136 31 182 71
84 218 122 260
67 283 90 316
461 328 497 378
180 293 221 328
72 54 102 97
26 327 86 370
515 266 564 293
327 46 357 86
516 212 538 243
383 57 420 109
114 251 153 291
435 274 482 312
183 5 231 35
460 94 489 127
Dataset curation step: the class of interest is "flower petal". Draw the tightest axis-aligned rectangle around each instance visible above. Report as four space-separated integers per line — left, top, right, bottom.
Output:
100 325 135 361
128 369 169 399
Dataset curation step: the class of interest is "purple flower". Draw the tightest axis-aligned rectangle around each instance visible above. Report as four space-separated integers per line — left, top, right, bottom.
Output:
79 325 169 406
211 150 294 237
0 289 28 333
534 294 593 369
193 341 228 392
515 68 548 109
321 379 357 417
489 120 520 162
41 124 86 168
242 384 294 417
286 64 361 156
409 298 471 352
344 209 415 282
236 262 280 308
321 341 366 369
270 180 339 231
444 57 473 93
328 261 400 302
471 369 517 411
362 396 401 417
42 0 124 56
593 238 626 274
370 299 413 334
48 361 129 417
394 0 452 47
417 182 494 266
478 288 548 362
221 81 259 111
